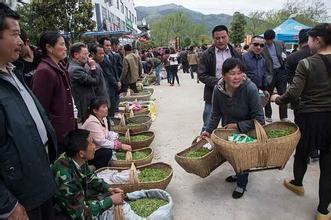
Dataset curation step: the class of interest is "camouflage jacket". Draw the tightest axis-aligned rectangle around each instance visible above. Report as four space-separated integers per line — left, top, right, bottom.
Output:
51 154 113 219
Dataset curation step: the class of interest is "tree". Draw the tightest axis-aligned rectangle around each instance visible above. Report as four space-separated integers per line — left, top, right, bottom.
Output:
17 0 95 44
230 12 246 44
149 11 208 47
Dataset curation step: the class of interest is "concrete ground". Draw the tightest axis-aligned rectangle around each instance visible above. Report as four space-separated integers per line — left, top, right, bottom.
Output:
147 70 322 220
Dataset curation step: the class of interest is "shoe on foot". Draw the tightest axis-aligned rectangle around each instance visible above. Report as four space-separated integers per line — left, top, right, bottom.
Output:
266 117 272 123
316 211 331 220
225 175 238 183
232 186 246 199
283 180 305 196
280 118 290 122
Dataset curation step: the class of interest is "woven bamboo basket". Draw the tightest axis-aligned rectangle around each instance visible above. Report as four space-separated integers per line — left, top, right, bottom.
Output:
119 91 152 102
110 115 152 133
123 108 151 118
96 162 173 193
118 131 155 150
110 148 154 168
175 137 226 178
211 120 300 174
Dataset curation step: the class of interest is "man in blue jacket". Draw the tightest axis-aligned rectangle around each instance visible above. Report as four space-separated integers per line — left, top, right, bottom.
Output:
0 3 57 219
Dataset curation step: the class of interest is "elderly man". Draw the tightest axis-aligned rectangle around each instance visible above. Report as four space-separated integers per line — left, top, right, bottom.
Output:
68 43 103 123
0 3 57 219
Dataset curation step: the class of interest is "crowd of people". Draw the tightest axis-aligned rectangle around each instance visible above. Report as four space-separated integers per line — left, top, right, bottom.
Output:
0 2 330 220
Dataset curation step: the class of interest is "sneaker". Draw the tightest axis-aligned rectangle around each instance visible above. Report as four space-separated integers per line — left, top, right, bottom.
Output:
316 211 331 220
225 175 238 183
232 186 246 199
283 179 305 196
266 117 272 123
280 118 290 122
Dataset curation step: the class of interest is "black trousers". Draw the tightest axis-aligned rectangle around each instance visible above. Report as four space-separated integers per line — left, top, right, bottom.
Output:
265 68 288 119
27 198 55 220
170 65 179 85
293 113 331 214
122 83 138 93
108 92 119 117
90 148 113 169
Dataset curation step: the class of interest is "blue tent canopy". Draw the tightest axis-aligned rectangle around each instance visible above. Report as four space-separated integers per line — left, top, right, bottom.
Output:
274 18 310 43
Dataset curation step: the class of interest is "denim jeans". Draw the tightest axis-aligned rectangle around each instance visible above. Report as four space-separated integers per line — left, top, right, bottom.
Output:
155 64 162 84
237 173 249 189
202 102 212 132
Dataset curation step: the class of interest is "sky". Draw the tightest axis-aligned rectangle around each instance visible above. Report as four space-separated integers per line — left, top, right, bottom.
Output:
134 0 331 20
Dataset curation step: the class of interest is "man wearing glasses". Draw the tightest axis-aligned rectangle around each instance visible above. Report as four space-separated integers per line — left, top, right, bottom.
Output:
242 36 270 99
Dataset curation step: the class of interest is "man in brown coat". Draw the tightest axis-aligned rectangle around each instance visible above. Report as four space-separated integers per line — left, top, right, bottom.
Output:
120 44 142 93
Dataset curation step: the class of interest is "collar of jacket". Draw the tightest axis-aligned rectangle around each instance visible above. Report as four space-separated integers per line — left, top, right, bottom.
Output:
41 56 67 73
207 44 240 58
216 77 249 96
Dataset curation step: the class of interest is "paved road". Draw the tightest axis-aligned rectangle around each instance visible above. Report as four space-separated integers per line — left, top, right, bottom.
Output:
148 70 321 220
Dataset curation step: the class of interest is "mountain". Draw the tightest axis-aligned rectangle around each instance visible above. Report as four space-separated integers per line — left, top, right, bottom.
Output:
135 4 233 33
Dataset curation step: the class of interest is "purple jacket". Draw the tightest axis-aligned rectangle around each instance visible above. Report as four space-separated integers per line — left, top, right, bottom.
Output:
32 57 75 150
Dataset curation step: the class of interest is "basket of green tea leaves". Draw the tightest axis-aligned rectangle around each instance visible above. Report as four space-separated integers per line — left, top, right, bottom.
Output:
110 148 154 168
105 163 173 193
211 120 301 173
110 115 152 133
118 130 155 150
175 137 225 178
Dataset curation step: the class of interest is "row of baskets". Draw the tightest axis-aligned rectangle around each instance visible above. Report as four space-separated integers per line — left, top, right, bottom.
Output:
175 120 301 177
98 86 173 194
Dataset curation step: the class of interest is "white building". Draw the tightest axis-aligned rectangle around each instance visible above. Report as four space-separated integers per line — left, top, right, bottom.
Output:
92 0 139 33
1 0 29 9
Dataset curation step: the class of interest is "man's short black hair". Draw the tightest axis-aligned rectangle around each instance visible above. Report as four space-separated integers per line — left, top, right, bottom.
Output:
0 3 20 35
222 58 245 75
98 37 110 46
70 42 86 58
89 43 103 54
264 29 276 40
124 44 132 51
110 37 119 45
64 129 90 157
212 25 228 36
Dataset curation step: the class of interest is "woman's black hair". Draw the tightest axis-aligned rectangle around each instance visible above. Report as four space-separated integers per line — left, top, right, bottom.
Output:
222 58 246 75
64 129 90 157
88 97 109 116
308 23 331 46
38 31 62 56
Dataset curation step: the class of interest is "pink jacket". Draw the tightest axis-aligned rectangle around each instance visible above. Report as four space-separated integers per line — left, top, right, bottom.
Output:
82 115 121 151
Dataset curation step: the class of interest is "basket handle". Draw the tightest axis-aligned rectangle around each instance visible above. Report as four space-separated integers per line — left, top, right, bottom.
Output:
119 114 126 127
253 119 268 143
129 109 135 118
129 163 139 184
202 136 215 147
125 129 131 143
125 151 133 161
113 205 124 220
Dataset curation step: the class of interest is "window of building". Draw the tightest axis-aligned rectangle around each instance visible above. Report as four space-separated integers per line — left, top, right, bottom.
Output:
121 1 124 13
116 0 119 9
125 7 128 18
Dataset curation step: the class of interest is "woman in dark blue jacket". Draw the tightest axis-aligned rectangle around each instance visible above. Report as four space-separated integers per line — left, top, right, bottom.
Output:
202 58 265 199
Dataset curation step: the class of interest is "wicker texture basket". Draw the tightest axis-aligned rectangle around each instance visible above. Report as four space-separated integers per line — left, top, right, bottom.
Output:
119 91 152 102
119 131 155 149
175 137 225 178
110 148 154 168
96 162 173 193
110 115 152 133
211 120 300 173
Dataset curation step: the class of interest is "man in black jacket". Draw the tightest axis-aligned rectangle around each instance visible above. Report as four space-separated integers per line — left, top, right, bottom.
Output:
0 3 57 219
262 29 287 122
198 25 241 132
